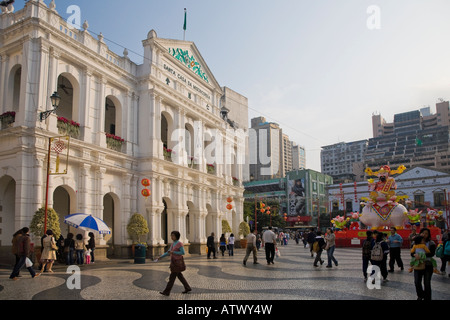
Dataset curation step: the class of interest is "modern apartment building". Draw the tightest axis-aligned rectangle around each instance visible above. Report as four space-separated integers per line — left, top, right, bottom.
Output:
320 140 368 182
365 102 450 174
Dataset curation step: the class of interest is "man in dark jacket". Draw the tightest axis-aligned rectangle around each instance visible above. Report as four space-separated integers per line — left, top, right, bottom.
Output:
10 227 40 280
307 228 317 257
207 232 217 259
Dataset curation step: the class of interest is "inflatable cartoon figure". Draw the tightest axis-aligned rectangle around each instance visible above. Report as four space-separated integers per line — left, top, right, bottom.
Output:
349 212 360 230
426 208 442 227
359 165 408 230
405 209 422 229
331 215 350 231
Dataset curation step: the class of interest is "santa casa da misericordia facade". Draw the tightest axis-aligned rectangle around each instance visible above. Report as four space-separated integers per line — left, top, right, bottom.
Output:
0 0 248 260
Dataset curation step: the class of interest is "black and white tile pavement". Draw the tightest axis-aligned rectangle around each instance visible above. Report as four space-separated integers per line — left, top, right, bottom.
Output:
0 244 449 301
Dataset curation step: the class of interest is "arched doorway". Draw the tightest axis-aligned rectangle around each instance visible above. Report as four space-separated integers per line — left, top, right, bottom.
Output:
53 186 71 237
161 198 169 245
0 176 15 250
103 193 117 257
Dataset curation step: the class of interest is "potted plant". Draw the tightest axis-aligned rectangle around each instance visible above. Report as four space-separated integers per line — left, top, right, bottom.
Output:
57 116 80 138
106 133 125 151
207 163 215 174
238 221 250 248
163 146 175 161
222 219 232 234
127 213 149 264
29 207 62 263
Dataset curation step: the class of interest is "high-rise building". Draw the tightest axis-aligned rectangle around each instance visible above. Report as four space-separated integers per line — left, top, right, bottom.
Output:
320 140 368 182
292 143 306 170
365 102 450 174
249 116 283 181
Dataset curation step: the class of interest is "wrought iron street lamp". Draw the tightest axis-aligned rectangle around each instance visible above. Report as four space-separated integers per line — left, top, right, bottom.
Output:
39 91 61 121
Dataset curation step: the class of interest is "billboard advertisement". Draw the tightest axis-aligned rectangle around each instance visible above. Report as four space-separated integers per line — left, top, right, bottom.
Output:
287 178 307 216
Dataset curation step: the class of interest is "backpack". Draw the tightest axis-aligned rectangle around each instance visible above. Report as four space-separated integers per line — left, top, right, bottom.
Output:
444 241 450 256
371 242 384 261
362 239 372 258
312 241 320 253
436 243 444 258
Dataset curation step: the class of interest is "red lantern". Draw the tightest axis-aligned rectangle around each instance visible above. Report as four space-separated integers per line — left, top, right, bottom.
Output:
260 208 265 213
141 178 151 187
227 197 233 203
226 204 233 210
266 210 270 215
141 189 151 197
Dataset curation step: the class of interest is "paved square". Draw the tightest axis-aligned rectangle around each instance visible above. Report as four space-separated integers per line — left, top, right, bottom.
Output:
0 244 449 300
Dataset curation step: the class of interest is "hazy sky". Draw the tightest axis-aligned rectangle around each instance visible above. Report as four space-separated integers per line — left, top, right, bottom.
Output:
13 0 450 171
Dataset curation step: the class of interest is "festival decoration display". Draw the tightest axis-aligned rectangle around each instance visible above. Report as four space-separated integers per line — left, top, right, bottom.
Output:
404 209 422 229
140 178 151 199
331 215 350 231
426 208 443 227
226 197 233 211
349 212 360 230
359 165 408 230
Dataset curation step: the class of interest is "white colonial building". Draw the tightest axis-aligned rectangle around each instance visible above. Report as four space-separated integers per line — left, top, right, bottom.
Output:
0 0 248 261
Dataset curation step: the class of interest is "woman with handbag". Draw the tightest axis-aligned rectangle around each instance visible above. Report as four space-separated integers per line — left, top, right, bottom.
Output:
40 229 57 273
157 231 191 296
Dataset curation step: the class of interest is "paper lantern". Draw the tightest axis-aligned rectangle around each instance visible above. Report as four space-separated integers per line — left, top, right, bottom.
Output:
141 178 151 187
260 208 265 213
141 189 151 197
227 197 233 203
226 204 233 210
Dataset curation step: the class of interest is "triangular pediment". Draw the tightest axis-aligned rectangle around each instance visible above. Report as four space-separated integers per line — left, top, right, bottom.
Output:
155 37 221 90
396 166 449 181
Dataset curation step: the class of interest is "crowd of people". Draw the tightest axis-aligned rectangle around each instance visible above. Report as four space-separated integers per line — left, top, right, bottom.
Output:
9 228 96 280
7 224 450 300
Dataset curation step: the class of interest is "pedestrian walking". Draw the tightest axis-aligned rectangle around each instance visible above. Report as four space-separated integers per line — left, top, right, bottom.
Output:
9 227 40 280
219 234 227 256
325 228 338 268
307 228 316 257
74 233 87 265
11 229 23 277
64 233 75 265
87 232 96 263
262 226 277 265
207 232 217 259
408 228 418 248
313 230 326 267
243 229 258 266
370 231 390 282
228 233 235 256
413 228 436 300
388 227 404 272
256 232 261 251
157 231 191 296
362 230 375 281
438 229 449 276
40 229 57 273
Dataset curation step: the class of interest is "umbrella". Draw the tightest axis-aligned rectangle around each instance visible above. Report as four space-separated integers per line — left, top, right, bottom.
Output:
64 213 111 234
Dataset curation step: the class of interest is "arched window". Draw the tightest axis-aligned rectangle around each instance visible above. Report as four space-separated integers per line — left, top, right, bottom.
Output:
11 66 21 112
105 97 116 135
56 74 75 120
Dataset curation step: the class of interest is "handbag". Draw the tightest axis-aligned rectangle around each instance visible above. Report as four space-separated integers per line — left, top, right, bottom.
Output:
170 255 186 272
25 257 33 268
51 241 59 251
169 242 186 273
